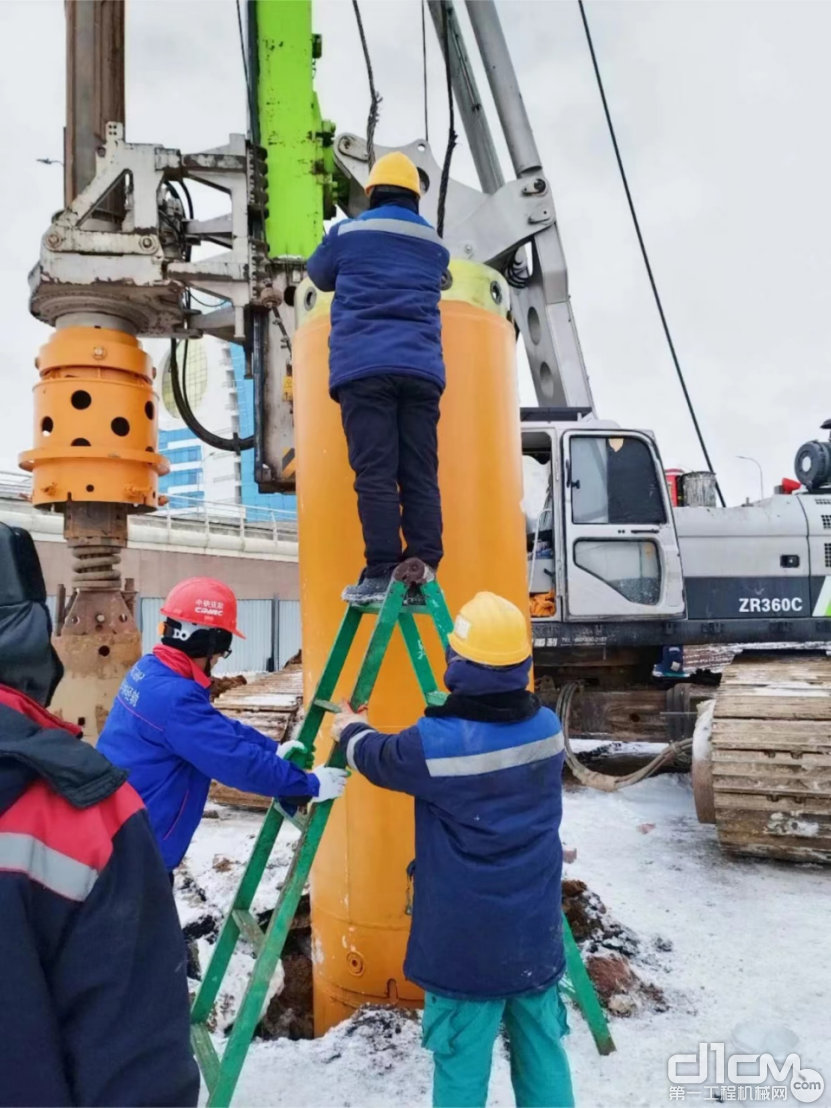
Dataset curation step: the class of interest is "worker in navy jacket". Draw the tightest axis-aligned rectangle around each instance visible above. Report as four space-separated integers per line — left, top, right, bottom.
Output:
333 592 574 1108
306 150 451 604
0 521 199 1107
98 577 347 873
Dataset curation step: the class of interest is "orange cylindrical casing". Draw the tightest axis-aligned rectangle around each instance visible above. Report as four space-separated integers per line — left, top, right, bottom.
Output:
293 261 530 1034
19 326 167 507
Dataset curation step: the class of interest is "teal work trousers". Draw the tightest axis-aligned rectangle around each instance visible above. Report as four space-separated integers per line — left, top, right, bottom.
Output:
422 984 575 1108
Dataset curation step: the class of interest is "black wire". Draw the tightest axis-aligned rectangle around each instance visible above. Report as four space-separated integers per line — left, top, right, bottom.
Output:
169 339 254 454
436 2 457 239
164 180 194 222
578 0 724 506
421 0 429 143
504 249 530 289
188 292 226 310
352 0 382 168
179 181 194 221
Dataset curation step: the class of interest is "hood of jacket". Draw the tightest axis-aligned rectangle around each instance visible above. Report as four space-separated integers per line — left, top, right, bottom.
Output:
0 523 64 706
424 650 538 723
443 649 532 696
0 687 126 817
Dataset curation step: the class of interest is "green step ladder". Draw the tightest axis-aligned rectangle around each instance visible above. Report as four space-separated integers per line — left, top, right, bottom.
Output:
190 578 614 1106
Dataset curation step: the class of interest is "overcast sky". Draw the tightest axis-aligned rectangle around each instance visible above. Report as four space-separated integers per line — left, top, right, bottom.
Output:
1 0 829 505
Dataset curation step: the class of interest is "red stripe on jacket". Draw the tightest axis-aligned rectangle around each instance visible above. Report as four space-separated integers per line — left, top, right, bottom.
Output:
0 779 145 872
0 684 82 738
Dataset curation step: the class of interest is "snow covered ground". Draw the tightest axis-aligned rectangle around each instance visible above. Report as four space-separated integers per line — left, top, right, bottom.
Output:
175 773 831 1107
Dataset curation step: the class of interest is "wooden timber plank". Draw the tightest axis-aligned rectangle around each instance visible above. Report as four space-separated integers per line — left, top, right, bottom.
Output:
713 791 831 815
711 734 831 754
712 778 831 798
717 833 831 862
721 665 831 685
711 719 831 740
714 692 831 720
209 665 305 810
720 654 831 684
712 747 831 766
208 784 272 811
713 761 831 780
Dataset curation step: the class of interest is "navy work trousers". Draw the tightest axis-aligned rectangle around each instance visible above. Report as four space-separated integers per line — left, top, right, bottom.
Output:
338 374 444 577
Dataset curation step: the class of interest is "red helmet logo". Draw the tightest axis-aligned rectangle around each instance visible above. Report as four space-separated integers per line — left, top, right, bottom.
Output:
160 577 245 638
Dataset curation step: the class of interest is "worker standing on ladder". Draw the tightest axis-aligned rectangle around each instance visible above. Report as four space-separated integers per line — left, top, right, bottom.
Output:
307 151 451 604
333 592 574 1108
98 577 347 877
0 524 199 1106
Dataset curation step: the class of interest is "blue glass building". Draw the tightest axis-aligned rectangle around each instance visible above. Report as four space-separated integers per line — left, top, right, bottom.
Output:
157 344 297 522
229 345 297 522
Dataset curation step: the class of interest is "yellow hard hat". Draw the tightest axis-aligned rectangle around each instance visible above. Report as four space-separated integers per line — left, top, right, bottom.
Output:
447 592 531 667
365 151 421 196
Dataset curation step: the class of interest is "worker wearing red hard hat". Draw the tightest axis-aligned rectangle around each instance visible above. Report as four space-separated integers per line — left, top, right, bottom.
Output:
98 577 346 874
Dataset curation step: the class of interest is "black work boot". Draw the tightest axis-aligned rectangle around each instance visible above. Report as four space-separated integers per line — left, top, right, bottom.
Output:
342 569 394 605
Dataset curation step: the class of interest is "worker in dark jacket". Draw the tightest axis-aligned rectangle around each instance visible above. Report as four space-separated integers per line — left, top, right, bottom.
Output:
0 521 199 1107
307 151 451 604
332 592 574 1108
98 576 346 873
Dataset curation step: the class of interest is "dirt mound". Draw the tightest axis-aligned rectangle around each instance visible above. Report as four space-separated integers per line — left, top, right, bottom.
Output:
210 673 248 700
563 878 668 1016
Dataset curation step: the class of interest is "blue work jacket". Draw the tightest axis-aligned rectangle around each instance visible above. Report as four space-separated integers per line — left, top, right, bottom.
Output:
338 695 566 1000
306 204 450 396
98 654 314 870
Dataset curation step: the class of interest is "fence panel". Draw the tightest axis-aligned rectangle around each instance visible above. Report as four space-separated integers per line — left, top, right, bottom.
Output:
275 600 302 669
219 599 274 675
140 597 164 655
140 596 275 675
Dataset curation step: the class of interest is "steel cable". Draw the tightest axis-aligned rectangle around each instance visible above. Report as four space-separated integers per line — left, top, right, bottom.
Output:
578 0 724 506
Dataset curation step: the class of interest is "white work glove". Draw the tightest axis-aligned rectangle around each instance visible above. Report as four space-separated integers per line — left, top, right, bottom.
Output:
276 738 305 760
309 766 349 803
330 699 368 740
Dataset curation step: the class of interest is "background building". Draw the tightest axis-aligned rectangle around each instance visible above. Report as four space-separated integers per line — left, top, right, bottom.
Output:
156 338 297 522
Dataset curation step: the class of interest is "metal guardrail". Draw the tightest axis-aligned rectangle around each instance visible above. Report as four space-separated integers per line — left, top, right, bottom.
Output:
0 472 32 501
0 473 297 544
152 491 298 543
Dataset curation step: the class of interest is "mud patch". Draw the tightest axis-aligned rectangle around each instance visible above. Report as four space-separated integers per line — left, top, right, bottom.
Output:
340 1007 421 1071
210 673 247 701
562 878 639 957
258 894 315 1040
563 878 668 1016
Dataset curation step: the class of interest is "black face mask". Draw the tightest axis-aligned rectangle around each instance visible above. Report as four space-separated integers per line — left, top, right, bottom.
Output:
0 524 65 707
161 618 233 663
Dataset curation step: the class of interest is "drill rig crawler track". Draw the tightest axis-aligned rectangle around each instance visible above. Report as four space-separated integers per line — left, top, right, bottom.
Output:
696 651 831 863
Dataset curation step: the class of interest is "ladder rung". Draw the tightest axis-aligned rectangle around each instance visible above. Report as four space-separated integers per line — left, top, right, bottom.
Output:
312 698 340 713
273 802 309 833
348 598 432 614
232 909 265 953
191 1023 220 1091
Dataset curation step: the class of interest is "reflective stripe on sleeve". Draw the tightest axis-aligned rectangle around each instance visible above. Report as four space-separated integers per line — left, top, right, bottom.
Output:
425 731 565 778
0 832 99 902
345 728 376 771
338 218 444 247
